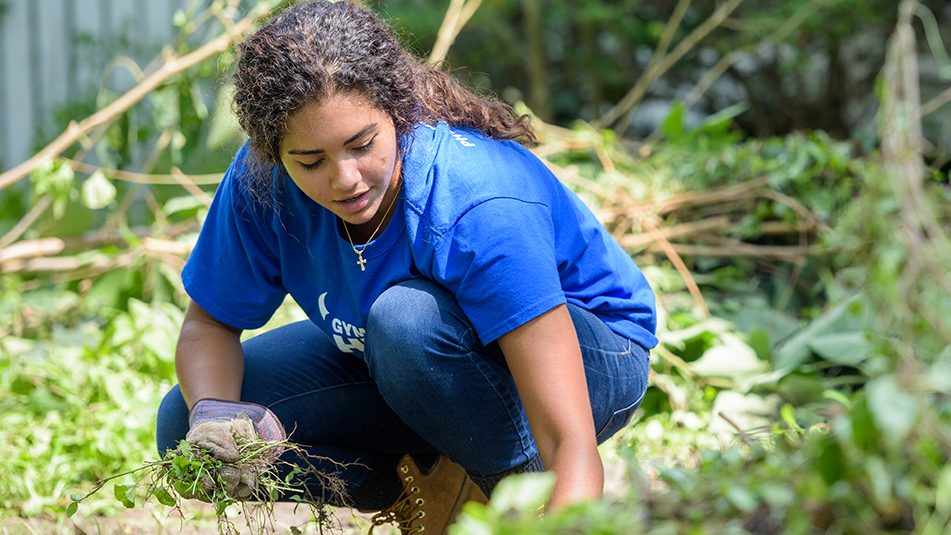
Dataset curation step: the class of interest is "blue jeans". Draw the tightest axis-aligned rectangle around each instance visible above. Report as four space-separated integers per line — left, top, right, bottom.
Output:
156 279 649 509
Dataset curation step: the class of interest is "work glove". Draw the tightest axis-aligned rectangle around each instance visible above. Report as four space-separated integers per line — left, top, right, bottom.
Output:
183 398 286 500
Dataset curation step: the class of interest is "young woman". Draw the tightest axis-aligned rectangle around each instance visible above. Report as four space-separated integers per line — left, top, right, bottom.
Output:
156 0 656 532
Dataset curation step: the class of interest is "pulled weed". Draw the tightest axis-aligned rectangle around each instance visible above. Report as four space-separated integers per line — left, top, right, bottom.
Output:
69 438 349 535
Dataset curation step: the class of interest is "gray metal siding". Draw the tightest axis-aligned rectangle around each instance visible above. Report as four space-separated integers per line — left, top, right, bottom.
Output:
0 0 187 170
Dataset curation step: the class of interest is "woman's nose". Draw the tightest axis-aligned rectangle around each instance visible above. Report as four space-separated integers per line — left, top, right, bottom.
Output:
333 158 361 189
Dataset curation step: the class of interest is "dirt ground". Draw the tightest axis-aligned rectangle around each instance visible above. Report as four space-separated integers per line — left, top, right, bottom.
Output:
1 504 384 535
2 440 631 535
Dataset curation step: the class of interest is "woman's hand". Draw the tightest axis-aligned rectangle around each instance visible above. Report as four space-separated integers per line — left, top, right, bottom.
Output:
497 304 603 510
184 399 287 499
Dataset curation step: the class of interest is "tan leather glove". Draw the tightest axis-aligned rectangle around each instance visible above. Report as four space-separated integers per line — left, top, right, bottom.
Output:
182 399 286 500
186 414 257 463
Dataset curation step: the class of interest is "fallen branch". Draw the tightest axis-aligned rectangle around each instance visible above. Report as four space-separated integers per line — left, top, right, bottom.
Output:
171 168 215 207
0 195 52 249
0 224 195 274
647 177 770 215
0 238 66 264
66 159 222 186
0 236 190 274
618 216 733 250
643 217 711 318
646 243 811 259
921 85 951 116
2 251 137 274
428 0 483 66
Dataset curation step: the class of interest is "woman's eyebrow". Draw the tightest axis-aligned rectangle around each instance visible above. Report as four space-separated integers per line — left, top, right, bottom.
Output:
286 123 379 155
344 123 378 145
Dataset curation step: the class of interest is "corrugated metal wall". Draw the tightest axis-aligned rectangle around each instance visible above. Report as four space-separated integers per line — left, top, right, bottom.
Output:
0 0 188 171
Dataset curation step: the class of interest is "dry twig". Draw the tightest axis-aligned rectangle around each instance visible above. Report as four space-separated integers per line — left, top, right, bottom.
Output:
428 0 483 66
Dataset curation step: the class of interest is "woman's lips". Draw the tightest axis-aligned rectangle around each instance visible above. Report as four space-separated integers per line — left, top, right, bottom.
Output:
336 190 370 214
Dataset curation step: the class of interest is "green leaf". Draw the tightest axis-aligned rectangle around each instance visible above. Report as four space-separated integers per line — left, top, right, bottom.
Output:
214 498 233 516
864 456 892 508
30 158 76 218
290 527 302 535
808 331 869 365
173 9 187 27
936 465 951 518
815 436 845 484
928 346 951 394
114 484 136 509
172 454 191 474
849 395 879 452
173 480 193 497
489 472 555 514
822 389 851 407
725 484 757 514
163 195 206 217
66 501 79 518
80 170 117 210
774 295 859 370
780 403 803 434
690 333 767 380
866 375 918 444
152 486 176 507
449 502 495 535
660 101 685 142
694 103 748 138
746 328 772 361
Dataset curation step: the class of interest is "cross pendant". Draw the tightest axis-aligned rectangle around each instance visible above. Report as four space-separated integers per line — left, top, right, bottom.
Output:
356 253 367 271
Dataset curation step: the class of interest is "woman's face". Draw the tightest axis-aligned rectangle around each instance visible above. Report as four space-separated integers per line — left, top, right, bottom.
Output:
280 92 401 240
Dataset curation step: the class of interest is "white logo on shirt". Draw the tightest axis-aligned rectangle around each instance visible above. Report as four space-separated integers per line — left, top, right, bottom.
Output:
452 132 476 147
318 291 365 353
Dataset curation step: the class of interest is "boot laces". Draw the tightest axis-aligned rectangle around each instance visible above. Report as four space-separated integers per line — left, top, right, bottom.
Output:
369 463 427 533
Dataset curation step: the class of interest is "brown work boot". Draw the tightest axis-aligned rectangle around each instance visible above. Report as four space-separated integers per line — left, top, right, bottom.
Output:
369 454 488 534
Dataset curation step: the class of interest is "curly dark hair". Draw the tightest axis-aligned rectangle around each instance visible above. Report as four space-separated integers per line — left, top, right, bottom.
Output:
233 0 535 172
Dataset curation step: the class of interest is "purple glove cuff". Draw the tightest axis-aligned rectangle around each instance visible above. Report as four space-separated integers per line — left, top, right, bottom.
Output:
189 398 287 442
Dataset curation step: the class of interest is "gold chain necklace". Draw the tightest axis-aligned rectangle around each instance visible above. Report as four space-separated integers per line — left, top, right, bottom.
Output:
342 184 401 272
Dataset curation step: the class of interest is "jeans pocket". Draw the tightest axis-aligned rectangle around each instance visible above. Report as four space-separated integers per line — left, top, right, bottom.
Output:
595 394 643 443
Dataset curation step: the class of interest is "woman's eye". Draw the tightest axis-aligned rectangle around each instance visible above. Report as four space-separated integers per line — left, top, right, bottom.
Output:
301 160 324 171
354 138 375 153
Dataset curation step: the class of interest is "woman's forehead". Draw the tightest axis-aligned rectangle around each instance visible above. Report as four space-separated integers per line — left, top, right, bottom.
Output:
282 93 393 149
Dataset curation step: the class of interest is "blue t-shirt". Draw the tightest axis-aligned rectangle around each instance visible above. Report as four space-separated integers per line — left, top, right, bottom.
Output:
182 122 658 353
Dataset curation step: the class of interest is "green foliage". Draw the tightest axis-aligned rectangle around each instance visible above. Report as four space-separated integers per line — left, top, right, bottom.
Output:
0 286 180 516
457 393 949 534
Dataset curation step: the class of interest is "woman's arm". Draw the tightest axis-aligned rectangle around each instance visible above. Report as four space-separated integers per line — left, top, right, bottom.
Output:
175 300 245 409
497 303 603 510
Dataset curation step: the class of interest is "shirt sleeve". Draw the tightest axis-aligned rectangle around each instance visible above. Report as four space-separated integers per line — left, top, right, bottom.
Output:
181 150 286 330
432 197 566 344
